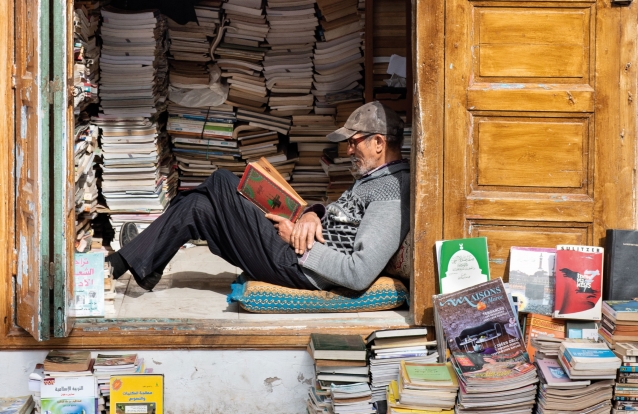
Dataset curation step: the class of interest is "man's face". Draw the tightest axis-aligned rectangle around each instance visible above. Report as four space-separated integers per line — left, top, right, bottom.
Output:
347 132 379 179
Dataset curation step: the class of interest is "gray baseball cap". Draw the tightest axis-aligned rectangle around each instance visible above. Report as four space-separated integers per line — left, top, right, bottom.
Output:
326 101 404 143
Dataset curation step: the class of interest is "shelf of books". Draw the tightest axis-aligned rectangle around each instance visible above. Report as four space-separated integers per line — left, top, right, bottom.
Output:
68 0 412 250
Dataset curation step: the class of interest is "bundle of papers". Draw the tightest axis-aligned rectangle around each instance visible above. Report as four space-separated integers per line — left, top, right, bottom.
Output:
263 0 318 117
330 383 374 414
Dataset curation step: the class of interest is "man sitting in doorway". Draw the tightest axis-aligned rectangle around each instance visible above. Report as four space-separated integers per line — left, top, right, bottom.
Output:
106 101 410 292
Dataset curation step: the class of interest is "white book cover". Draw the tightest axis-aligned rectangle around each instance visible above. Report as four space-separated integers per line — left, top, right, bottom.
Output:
508 247 556 316
70 252 105 317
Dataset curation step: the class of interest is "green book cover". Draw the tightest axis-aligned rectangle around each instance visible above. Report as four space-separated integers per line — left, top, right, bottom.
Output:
405 363 451 382
310 333 366 351
438 237 490 294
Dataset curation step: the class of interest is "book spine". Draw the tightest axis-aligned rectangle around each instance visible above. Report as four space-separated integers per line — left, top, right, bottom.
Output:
619 377 638 383
621 366 638 373
604 229 615 301
615 396 638 401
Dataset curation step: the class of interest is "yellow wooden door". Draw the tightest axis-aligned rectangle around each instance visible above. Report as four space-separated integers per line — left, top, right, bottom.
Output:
443 0 635 282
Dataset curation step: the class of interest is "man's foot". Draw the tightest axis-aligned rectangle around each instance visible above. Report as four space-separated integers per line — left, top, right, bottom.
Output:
105 252 128 280
119 222 139 248
132 271 163 292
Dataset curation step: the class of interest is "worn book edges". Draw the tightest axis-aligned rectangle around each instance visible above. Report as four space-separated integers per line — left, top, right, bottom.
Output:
237 157 307 222
44 350 92 372
524 313 565 362
508 247 556 316
436 237 490 294
433 278 535 382
553 245 604 320
110 374 164 414
536 358 591 388
309 333 367 361
604 229 638 300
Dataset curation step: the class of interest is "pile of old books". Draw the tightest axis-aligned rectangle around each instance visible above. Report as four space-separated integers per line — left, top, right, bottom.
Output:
96 7 170 248
612 342 638 413
263 0 317 117
365 327 435 403
0 396 35 414
218 0 269 112
306 333 370 414
167 103 238 190
600 299 638 348
402 125 412 161
289 115 337 201
330 383 374 414
72 2 100 114
558 341 621 380
94 353 144 413
386 361 458 414
39 350 99 414
434 279 539 413
74 123 100 252
535 357 614 414
321 144 353 202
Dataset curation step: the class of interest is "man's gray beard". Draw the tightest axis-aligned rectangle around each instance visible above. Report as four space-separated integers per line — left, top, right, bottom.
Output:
350 156 374 179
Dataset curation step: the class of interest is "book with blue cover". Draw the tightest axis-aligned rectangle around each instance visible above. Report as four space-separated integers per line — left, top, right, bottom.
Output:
560 341 621 371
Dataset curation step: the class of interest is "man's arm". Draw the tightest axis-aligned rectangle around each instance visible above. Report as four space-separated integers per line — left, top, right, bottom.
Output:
299 199 407 291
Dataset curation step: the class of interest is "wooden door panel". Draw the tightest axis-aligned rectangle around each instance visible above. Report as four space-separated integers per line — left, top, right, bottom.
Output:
14 0 50 341
476 118 587 188
445 0 601 270
471 224 589 280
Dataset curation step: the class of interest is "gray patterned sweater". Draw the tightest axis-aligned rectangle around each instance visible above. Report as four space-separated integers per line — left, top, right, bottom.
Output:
298 159 410 291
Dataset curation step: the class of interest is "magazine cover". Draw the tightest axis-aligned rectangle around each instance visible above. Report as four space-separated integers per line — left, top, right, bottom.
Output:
110 374 163 414
434 278 534 381
508 247 556 316
41 376 98 414
553 245 603 320
437 237 490 294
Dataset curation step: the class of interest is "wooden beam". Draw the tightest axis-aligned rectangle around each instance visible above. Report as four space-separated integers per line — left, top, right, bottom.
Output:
410 0 445 326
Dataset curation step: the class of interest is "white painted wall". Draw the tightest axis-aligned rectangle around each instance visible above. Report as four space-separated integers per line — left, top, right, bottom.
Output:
0 350 315 414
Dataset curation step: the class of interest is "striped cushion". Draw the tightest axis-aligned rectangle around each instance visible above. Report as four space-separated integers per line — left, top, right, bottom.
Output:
227 275 408 313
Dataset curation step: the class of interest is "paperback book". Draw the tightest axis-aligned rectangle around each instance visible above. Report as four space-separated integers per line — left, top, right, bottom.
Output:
436 237 490 294
553 245 604 320
508 247 556 316
110 374 164 414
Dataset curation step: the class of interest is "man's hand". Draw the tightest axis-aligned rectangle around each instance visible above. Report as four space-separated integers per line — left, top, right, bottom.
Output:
291 212 325 255
266 212 325 255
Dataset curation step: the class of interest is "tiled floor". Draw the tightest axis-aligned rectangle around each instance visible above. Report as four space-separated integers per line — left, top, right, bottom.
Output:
108 246 409 322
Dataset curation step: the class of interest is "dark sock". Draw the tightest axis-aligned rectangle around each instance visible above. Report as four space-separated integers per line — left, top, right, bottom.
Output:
106 252 129 279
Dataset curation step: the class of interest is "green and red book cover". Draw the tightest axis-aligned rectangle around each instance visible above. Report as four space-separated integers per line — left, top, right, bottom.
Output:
237 157 307 222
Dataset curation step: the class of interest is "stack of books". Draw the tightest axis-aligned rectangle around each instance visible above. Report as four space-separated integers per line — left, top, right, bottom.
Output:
365 327 434 403
27 363 43 413
72 2 100 114
330 383 374 414
612 343 638 413
306 333 370 412
107 212 163 251
558 340 621 380
386 361 458 413
288 115 337 200
600 299 638 348
263 0 317 117
433 279 539 413
40 350 99 414
523 313 565 362
195 1 223 29
535 357 613 414
218 0 270 112
321 147 354 202
96 8 170 246
167 103 239 190
402 125 412 161
0 396 35 414
73 123 99 252
93 353 144 413
167 17 215 63
530 334 564 360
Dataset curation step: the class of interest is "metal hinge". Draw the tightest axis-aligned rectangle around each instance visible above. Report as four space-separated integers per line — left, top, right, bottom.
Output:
11 64 16 89
11 249 17 276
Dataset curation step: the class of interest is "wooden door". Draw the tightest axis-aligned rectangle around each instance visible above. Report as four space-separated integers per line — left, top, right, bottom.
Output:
14 0 51 341
51 0 76 338
444 0 635 281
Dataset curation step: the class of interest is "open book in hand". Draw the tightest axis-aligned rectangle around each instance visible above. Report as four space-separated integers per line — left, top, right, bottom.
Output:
237 157 308 222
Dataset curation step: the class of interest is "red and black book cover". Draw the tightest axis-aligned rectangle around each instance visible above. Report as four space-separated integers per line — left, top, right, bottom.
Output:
553 245 604 320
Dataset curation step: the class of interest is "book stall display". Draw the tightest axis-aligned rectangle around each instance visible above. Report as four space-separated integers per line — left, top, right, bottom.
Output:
62 0 412 250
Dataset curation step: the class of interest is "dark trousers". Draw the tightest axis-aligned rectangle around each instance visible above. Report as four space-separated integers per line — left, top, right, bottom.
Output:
119 169 317 290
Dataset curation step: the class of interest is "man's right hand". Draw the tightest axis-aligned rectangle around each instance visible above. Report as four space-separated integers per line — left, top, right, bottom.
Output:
291 212 325 255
